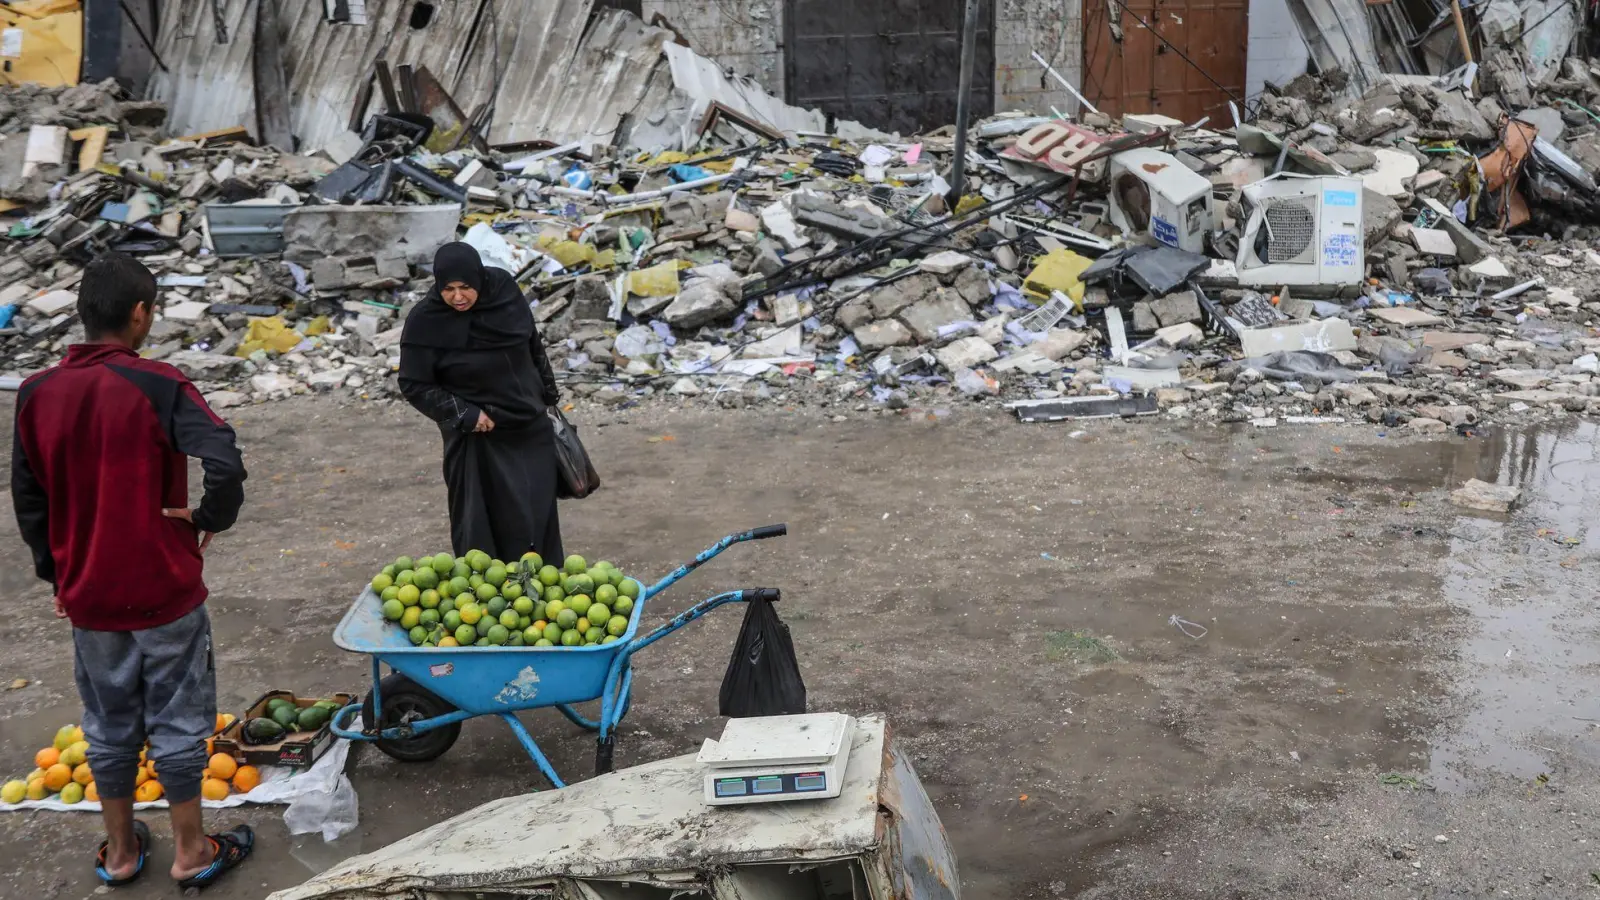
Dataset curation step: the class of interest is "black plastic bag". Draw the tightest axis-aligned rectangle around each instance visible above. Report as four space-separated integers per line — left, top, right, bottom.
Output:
548 409 601 499
719 597 806 718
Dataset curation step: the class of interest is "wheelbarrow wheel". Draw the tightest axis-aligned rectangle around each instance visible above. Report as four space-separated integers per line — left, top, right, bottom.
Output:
361 674 461 763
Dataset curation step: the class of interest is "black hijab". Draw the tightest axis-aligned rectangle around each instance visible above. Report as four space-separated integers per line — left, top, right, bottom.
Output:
401 242 534 350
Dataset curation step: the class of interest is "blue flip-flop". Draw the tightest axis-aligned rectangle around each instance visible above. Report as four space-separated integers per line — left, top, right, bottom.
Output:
175 824 254 891
95 819 150 887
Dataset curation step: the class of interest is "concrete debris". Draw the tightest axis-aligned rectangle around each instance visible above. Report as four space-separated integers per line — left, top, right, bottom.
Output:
0 36 1596 434
1451 478 1523 513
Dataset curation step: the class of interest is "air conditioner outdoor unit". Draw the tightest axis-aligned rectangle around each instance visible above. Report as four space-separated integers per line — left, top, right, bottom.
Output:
1235 173 1365 294
1107 148 1213 254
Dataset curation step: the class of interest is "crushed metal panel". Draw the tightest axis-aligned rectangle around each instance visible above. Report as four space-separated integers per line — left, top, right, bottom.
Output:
881 742 961 900
267 716 890 900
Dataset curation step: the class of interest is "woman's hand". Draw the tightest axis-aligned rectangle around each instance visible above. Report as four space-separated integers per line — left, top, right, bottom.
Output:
474 411 496 433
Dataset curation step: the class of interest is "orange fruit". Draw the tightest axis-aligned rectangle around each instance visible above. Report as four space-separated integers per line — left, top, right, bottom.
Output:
200 778 230 801
214 713 236 732
135 767 150 787
42 764 72 792
83 783 99 802
207 754 237 780
231 766 261 794
134 781 162 802
72 763 93 786
34 748 58 769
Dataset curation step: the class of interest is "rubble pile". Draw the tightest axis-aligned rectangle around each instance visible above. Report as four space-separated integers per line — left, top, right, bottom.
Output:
5 58 1600 429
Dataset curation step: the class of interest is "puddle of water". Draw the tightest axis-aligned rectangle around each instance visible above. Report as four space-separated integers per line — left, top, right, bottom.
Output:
1412 421 1600 791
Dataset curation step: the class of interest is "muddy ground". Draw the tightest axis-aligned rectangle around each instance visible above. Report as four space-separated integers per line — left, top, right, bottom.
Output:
0 397 1597 899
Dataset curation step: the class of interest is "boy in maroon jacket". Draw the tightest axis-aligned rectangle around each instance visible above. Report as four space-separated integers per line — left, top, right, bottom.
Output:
11 252 254 889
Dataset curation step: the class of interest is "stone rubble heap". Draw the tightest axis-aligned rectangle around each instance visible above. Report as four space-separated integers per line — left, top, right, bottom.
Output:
3 68 1600 428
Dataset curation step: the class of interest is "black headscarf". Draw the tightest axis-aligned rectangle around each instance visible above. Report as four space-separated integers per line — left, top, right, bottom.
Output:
401 242 534 350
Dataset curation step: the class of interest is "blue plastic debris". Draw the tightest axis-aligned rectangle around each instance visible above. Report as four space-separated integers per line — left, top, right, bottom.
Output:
669 164 712 183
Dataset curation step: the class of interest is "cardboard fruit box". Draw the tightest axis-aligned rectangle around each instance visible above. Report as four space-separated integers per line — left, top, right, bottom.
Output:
214 690 355 770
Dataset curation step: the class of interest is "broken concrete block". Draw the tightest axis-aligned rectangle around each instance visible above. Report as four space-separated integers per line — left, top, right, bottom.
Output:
166 350 247 380
374 252 409 280
853 319 914 350
935 336 999 371
203 390 248 410
741 324 803 359
1409 227 1458 257
1155 322 1204 348
1150 289 1201 327
1422 198 1492 263
311 258 346 290
919 251 973 276
1035 327 1088 361
1239 320 1358 356
836 297 875 331
868 273 936 318
1451 478 1521 513
1490 369 1551 390
26 290 75 316
1131 301 1159 332
162 300 211 323
1407 417 1450 434
661 280 738 329
1369 307 1444 327
952 265 990 306
899 290 972 342
725 206 760 232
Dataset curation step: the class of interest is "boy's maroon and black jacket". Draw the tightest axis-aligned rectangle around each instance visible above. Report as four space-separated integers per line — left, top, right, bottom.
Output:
11 343 246 631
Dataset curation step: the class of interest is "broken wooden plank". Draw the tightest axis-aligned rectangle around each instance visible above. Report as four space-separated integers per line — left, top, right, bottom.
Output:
374 60 400 114
69 126 110 171
252 0 294 151
174 126 252 144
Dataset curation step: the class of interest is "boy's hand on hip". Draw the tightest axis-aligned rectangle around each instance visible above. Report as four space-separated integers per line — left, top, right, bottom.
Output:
162 508 215 554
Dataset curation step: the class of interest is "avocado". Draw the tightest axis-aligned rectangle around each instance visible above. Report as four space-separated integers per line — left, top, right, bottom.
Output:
296 706 332 732
270 704 300 730
312 700 342 711
243 717 287 745
266 697 296 715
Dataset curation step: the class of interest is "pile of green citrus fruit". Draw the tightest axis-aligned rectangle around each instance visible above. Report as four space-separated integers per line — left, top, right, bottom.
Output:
368 551 639 648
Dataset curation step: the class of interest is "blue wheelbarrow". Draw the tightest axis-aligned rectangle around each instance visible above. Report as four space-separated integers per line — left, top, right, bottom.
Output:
329 524 787 787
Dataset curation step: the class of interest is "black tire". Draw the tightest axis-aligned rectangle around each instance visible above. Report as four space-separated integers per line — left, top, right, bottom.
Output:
361 673 462 763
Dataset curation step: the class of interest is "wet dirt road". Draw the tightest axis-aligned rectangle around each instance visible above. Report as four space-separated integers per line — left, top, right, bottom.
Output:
0 399 1596 899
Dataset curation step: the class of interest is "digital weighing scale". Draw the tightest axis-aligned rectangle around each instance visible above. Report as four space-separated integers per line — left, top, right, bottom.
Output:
698 712 857 806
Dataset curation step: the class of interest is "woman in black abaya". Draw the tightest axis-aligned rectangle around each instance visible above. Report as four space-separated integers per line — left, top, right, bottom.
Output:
398 242 565 563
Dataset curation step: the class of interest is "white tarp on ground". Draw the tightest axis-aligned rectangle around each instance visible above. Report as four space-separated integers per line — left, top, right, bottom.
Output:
0 739 358 841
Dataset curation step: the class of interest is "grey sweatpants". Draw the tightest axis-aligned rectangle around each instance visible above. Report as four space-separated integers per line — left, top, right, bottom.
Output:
73 605 217 804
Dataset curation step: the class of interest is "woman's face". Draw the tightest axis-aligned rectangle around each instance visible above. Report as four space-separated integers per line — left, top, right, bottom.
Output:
441 281 479 312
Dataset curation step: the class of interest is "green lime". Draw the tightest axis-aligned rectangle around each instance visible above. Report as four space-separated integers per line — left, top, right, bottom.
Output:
510 596 533 616
535 638 554 647
381 564 396 578
564 554 587 574
408 625 427 645
420 589 440 609
469 574 484 589
452 562 471 580
556 609 578 629
400 606 422 629
396 569 416 586
544 584 565 604
468 550 491 573
560 629 582 646
475 583 498 602
607 614 628 636
432 552 455 575
486 596 507 618
486 624 509 645
458 602 482 625
595 560 615 572
397 584 421 607
533 600 548 621
602 635 619 644
394 556 415 572
523 551 544 571
476 617 494 637
543 622 563 643
618 579 639 599
507 632 524 646
595 584 617 605
381 585 401 603
613 595 634 616
450 576 471 595
588 602 610 625
517 614 531 630
455 624 476 644
443 610 462 631
568 594 592 617
381 598 404 621
523 625 543 643
538 565 561 586
438 580 457 600
419 609 440 627
439 597 456 614
502 582 524 602
371 573 394 593
585 626 604 643
499 610 519 629
485 565 507 587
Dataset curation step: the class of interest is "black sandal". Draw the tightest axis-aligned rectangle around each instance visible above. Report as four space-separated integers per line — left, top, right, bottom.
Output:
175 824 254 891
95 819 151 887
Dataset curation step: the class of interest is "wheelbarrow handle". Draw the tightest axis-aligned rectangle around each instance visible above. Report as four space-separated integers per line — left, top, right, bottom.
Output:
749 524 787 540
641 524 789 600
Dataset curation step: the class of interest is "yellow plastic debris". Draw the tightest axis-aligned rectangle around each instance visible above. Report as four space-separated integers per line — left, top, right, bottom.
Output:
303 315 331 336
953 194 987 216
625 260 690 297
234 317 303 357
1022 249 1092 308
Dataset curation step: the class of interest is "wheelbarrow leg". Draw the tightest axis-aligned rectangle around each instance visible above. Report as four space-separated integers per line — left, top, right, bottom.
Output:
594 661 635 775
556 704 599 731
498 713 566 789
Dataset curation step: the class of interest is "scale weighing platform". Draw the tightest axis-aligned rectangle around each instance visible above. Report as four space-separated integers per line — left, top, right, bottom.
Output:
698 712 857 806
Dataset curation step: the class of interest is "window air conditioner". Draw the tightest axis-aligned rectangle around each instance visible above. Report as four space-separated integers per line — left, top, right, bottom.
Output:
1234 173 1365 294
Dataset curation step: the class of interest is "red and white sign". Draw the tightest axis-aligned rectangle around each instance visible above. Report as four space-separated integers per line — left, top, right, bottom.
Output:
1000 121 1111 176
